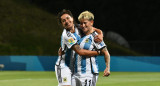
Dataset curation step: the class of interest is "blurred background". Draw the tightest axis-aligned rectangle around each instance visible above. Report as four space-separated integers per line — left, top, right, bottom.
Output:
0 0 160 56
30 0 160 56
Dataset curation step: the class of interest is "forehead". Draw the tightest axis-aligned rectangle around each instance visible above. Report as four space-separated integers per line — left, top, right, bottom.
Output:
61 14 72 19
79 19 90 22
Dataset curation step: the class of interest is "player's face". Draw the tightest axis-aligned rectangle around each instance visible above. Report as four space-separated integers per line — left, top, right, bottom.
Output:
61 14 74 30
80 19 93 34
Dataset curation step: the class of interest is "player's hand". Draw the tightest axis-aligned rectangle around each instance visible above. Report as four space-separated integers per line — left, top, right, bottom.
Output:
58 47 63 56
94 35 103 43
103 68 110 77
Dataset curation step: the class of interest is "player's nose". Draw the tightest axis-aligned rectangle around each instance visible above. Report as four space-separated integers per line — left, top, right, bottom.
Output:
81 23 85 28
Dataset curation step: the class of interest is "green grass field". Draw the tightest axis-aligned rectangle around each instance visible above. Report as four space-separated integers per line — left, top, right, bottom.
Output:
0 71 160 86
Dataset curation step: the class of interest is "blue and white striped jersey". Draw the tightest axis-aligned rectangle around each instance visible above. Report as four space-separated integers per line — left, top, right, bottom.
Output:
56 27 81 71
75 31 106 75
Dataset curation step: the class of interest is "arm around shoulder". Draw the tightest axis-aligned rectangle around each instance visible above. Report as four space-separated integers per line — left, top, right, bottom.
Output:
72 44 99 56
93 28 103 43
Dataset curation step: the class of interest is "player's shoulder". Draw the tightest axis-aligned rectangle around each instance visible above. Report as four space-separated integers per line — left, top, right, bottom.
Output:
93 27 101 30
62 29 72 38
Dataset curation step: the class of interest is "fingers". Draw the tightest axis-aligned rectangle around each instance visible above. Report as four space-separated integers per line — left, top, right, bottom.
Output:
94 38 101 43
103 71 110 77
103 73 110 77
94 35 98 38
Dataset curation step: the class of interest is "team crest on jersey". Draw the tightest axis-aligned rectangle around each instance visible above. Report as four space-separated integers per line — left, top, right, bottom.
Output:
85 38 89 43
68 38 75 44
63 77 67 82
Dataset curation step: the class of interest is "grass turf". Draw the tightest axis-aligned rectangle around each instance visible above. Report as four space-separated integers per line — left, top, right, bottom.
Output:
0 71 160 86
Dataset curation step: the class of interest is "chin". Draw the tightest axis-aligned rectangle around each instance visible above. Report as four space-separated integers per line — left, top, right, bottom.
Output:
67 24 73 28
66 28 71 31
66 27 72 31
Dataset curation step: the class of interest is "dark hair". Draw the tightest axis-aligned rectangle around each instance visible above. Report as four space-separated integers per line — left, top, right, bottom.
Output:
57 9 74 24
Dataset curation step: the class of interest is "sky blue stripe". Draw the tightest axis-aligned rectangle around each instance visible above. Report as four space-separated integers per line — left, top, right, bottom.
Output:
92 64 95 73
83 36 92 50
100 41 105 46
61 35 63 47
81 56 86 73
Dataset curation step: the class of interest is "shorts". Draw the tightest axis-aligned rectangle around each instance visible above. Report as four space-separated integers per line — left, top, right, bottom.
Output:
55 65 72 86
73 73 99 86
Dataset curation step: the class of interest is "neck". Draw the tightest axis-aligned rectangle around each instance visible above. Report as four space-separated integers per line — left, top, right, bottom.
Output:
85 27 94 35
70 25 75 33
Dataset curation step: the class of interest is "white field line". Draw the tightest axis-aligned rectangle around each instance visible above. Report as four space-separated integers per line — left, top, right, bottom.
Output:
0 78 54 82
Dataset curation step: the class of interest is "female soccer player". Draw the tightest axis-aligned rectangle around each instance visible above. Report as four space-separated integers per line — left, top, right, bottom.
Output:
74 11 110 86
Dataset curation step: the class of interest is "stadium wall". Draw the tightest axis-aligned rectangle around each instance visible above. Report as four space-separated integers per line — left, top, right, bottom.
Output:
0 56 160 72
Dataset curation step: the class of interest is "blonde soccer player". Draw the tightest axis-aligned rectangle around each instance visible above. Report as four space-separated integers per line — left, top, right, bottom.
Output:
73 11 110 86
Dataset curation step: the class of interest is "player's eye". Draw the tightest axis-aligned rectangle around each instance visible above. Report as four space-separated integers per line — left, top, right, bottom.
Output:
80 22 83 25
66 17 70 20
82 22 87 24
61 19 66 23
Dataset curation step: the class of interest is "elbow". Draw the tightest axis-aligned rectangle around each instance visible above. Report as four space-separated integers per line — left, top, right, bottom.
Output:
104 52 110 57
106 53 110 58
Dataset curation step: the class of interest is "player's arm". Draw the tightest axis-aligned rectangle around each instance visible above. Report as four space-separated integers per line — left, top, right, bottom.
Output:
100 47 110 77
72 44 100 56
93 28 103 43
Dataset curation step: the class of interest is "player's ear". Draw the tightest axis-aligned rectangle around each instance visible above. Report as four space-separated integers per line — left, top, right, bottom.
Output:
90 20 94 26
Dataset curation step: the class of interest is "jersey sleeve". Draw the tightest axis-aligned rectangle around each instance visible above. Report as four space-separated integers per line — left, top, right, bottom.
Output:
63 34 78 49
91 31 106 50
94 41 106 50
